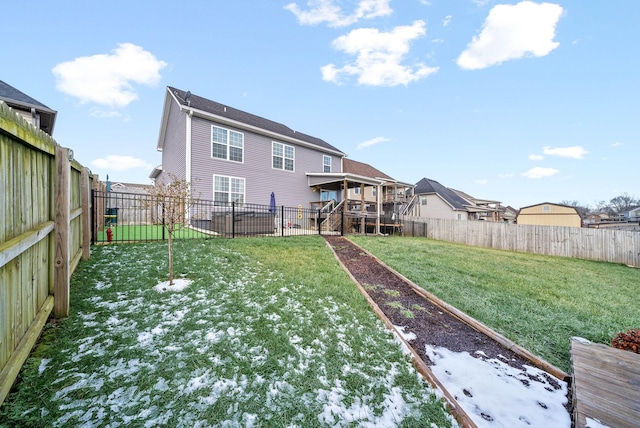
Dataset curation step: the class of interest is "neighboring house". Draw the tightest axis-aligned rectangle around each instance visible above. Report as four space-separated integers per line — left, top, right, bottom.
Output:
0 80 57 135
410 178 502 221
516 203 582 228
500 206 518 224
151 86 381 213
343 158 414 221
449 188 502 221
627 207 640 222
584 211 611 224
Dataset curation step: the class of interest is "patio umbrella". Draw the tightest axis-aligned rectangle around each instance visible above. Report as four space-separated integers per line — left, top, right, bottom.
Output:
269 192 276 213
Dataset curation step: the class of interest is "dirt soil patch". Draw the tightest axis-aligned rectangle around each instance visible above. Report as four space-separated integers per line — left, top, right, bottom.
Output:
325 236 563 381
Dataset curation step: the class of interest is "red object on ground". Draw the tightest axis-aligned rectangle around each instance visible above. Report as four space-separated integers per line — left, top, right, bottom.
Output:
106 227 113 242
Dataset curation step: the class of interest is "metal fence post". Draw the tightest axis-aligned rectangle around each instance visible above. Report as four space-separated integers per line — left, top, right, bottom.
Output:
232 202 236 239
340 210 344 236
281 206 284 237
318 209 322 235
162 202 166 241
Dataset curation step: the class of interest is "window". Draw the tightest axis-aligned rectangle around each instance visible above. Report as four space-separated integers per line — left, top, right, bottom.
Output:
272 142 294 171
420 196 428 205
457 213 462 220
372 187 377 197
543 205 551 212
212 126 243 162
213 175 245 205
323 155 331 173
354 187 361 195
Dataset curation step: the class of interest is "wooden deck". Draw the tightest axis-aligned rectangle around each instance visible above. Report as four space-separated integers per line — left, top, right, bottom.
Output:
570 337 640 428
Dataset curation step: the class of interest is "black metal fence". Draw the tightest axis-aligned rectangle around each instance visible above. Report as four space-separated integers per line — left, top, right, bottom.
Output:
92 190 345 243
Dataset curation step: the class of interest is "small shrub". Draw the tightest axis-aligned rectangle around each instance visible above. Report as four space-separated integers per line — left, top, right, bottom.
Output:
611 329 640 354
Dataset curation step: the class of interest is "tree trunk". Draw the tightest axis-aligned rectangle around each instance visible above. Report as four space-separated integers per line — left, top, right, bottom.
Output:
168 233 174 285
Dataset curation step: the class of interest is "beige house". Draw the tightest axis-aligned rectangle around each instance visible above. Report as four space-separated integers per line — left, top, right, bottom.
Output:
410 178 502 221
516 203 582 227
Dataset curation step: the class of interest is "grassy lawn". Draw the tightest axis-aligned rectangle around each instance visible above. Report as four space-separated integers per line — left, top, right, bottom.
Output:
0 236 453 427
96 224 211 242
350 235 640 373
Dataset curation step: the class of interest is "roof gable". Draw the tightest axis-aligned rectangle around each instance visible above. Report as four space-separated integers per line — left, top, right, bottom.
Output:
166 86 344 154
0 80 57 135
414 178 469 210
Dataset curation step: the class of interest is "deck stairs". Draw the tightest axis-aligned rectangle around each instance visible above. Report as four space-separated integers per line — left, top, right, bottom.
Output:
400 195 418 216
321 200 344 231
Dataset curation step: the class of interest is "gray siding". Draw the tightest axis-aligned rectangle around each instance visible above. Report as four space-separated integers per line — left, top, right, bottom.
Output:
157 100 186 184
189 116 340 208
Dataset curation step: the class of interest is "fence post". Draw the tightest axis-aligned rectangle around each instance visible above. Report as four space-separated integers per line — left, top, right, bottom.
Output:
281 206 284 237
340 210 344 236
318 209 322 235
81 167 91 260
54 146 70 318
232 202 236 238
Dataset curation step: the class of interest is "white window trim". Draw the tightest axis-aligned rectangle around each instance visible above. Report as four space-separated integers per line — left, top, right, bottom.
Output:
213 174 246 205
211 125 244 163
323 155 331 173
272 141 295 172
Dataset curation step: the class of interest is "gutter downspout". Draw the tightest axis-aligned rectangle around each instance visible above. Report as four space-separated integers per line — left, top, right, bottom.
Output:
185 109 193 222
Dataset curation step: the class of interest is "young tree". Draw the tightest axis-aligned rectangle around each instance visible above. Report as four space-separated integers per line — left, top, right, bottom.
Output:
146 174 198 285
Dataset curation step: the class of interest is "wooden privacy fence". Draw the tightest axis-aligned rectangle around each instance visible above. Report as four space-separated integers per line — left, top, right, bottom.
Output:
403 217 640 267
0 102 94 405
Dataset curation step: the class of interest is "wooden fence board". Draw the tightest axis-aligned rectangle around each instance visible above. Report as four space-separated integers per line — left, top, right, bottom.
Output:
405 217 640 267
1 101 93 406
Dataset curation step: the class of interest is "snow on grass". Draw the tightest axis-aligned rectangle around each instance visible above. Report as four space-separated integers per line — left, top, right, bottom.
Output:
153 278 192 293
6 241 454 427
425 344 571 427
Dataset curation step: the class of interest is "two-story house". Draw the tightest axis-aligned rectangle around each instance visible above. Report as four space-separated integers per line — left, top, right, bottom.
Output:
151 87 387 224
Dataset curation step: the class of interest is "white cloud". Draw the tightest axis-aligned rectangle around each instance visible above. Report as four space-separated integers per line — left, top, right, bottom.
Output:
475 179 488 185
611 141 623 147
52 43 168 107
357 136 389 149
543 145 588 159
529 154 544 161
322 20 439 86
457 1 563 70
472 0 491 6
443 15 452 27
285 0 392 28
91 155 153 171
499 173 515 178
521 167 559 179
89 109 124 119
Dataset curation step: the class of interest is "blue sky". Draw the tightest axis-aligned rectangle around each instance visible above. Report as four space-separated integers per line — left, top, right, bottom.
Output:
2 0 638 209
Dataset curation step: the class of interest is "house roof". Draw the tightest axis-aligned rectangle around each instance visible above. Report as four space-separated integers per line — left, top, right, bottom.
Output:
449 188 501 206
414 178 470 210
519 202 580 212
343 159 393 181
0 80 57 135
164 86 344 155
